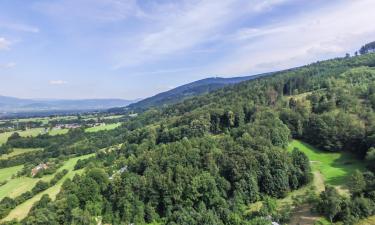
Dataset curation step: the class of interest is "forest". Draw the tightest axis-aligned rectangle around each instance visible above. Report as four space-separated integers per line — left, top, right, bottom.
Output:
1 53 375 224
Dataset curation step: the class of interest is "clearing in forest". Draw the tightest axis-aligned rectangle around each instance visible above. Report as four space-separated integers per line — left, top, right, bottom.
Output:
288 140 365 188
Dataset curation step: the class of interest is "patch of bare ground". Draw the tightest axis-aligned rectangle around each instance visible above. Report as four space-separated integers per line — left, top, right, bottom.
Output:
289 204 322 225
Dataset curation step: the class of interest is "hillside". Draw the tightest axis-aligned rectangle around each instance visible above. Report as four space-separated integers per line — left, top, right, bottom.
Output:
124 73 271 111
1 53 375 224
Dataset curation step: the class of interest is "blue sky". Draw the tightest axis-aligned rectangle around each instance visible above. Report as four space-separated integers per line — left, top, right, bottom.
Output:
1 0 375 100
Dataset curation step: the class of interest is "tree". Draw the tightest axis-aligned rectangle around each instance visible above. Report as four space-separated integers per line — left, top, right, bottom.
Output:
348 170 366 196
317 186 343 222
32 181 49 195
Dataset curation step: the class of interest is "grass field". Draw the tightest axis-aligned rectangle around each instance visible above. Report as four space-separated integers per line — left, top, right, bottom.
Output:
0 165 23 183
48 128 69 136
0 148 43 160
288 140 365 187
85 122 121 132
0 128 44 145
1 153 94 221
0 127 69 145
357 216 375 225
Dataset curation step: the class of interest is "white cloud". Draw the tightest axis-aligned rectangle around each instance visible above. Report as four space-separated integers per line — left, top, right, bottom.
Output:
0 22 39 33
210 0 375 76
0 37 11 50
0 62 16 69
49 80 68 85
113 0 290 69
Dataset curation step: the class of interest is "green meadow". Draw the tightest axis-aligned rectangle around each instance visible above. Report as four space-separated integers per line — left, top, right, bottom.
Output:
1 153 95 221
0 165 23 183
0 148 43 160
0 128 69 145
288 140 365 187
85 122 121 132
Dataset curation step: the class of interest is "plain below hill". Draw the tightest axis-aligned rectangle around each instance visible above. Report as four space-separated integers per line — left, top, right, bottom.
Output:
0 96 137 117
121 73 272 112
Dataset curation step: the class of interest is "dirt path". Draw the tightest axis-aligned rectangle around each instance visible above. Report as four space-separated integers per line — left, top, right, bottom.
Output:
313 171 325 193
289 204 322 225
288 171 325 225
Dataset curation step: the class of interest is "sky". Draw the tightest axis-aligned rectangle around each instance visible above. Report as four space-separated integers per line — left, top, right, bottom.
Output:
1 0 375 100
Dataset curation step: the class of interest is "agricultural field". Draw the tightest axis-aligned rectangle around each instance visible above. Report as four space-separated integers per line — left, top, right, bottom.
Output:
0 148 43 160
0 128 44 145
85 122 121 132
0 165 23 183
0 153 94 221
0 127 69 145
288 140 365 188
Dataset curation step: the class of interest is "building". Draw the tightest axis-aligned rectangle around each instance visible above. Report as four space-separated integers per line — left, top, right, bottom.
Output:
31 163 48 177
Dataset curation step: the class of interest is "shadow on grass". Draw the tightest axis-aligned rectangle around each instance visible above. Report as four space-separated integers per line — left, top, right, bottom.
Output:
327 153 365 186
291 140 365 187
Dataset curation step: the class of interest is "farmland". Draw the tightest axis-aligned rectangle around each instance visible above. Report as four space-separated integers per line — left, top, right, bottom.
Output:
0 148 43 160
85 122 121 132
0 153 94 221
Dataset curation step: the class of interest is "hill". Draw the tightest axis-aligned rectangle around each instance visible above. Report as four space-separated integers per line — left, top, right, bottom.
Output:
1 53 375 224
124 73 271 111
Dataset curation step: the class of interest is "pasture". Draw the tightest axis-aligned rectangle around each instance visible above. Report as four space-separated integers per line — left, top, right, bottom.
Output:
0 148 43 160
1 153 94 221
0 165 23 183
85 122 121 132
0 127 69 145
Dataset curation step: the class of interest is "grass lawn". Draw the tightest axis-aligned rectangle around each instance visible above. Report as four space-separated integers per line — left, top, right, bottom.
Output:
85 122 121 132
0 128 45 145
1 153 95 222
0 128 69 145
48 128 69 136
0 165 23 183
288 140 365 187
0 148 43 160
357 216 375 225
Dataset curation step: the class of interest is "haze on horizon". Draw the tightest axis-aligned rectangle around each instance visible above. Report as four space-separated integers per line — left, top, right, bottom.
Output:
1 0 375 100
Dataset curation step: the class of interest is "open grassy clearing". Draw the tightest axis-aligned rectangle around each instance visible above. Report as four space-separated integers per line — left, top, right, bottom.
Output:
0 170 55 200
0 148 43 160
0 127 69 145
357 216 375 225
278 140 365 224
0 165 23 183
288 140 365 188
85 122 121 132
1 153 95 222
0 128 44 145
48 128 69 136
0 153 94 200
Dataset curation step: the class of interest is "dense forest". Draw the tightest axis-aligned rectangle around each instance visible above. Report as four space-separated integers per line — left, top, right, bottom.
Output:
2 53 375 224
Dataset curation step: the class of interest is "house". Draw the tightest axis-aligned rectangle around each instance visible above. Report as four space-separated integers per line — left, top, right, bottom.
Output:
31 163 48 177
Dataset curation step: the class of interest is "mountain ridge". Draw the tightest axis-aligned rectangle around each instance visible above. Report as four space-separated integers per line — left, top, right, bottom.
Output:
124 73 273 111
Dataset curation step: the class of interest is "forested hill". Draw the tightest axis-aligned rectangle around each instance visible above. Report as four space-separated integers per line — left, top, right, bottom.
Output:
2 53 375 224
124 73 271 111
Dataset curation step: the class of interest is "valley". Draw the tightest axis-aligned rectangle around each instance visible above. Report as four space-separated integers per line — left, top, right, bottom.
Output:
1 51 375 225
